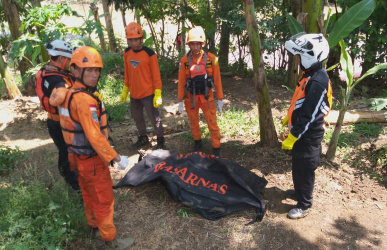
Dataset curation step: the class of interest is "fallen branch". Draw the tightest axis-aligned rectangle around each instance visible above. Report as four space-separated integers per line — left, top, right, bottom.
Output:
325 110 387 125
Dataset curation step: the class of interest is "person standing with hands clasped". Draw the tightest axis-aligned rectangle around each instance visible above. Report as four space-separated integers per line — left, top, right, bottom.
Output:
35 40 80 191
177 26 224 157
50 46 135 249
282 33 332 219
120 22 165 149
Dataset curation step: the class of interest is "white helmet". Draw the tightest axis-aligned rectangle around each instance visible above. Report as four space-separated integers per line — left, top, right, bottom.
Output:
285 32 329 69
45 40 73 58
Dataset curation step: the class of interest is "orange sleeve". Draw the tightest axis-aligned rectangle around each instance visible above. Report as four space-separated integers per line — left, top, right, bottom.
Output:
208 53 224 100
177 56 188 101
123 50 131 89
71 94 117 163
150 54 162 90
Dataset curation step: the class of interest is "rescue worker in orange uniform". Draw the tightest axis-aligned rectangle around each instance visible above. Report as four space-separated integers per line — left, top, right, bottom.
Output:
177 26 224 156
282 33 332 219
120 22 165 149
35 40 80 191
50 46 135 249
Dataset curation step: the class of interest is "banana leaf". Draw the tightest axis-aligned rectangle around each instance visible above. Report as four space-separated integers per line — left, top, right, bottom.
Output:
328 0 376 48
287 14 304 35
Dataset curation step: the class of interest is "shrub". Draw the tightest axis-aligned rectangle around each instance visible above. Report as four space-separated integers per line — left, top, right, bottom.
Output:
0 146 28 174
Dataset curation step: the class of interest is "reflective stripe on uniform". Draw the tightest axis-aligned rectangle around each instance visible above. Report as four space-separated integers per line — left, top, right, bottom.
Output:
59 107 70 117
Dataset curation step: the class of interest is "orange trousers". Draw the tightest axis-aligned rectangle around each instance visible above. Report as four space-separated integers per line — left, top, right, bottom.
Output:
71 153 116 242
184 95 221 148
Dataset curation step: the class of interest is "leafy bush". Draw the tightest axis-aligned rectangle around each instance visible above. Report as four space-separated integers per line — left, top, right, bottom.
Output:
0 179 87 249
0 146 28 174
158 55 179 83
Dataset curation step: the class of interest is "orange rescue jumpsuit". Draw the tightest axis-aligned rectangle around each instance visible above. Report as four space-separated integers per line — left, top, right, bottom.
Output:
178 50 224 148
52 81 118 242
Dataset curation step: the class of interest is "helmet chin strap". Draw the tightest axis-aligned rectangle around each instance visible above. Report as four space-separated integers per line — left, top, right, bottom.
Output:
50 56 68 71
76 68 101 91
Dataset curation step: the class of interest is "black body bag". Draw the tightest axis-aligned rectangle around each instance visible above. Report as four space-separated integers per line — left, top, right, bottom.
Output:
115 150 267 224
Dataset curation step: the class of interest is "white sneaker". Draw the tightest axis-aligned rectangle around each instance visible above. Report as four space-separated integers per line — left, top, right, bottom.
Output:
287 207 309 219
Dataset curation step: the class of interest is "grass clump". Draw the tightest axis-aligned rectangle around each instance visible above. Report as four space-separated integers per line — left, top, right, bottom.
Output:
0 146 28 174
215 106 260 139
0 177 87 249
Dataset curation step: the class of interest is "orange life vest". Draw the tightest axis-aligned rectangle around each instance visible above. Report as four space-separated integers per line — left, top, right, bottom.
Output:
185 51 215 107
35 67 75 115
59 88 108 156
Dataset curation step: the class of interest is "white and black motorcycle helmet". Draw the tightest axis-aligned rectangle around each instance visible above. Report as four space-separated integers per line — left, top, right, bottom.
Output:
285 32 329 69
45 40 74 58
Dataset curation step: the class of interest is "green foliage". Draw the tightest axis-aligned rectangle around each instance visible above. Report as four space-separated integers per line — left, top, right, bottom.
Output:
0 146 28 174
177 208 194 218
287 15 304 35
363 90 387 118
216 107 260 139
328 0 376 48
158 55 178 83
223 61 252 77
0 179 87 249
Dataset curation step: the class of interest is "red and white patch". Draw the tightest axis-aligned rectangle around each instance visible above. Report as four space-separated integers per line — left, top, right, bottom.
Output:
90 104 97 112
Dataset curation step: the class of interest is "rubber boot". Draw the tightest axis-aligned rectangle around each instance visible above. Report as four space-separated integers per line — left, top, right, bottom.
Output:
91 227 102 239
192 140 202 152
212 147 220 157
106 236 135 249
156 136 165 149
131 135 150 148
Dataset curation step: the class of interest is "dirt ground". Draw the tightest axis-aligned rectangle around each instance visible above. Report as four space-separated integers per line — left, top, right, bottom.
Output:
1 74 386 250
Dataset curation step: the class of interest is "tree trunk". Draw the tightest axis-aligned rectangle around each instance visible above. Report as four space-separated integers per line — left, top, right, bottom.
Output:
243 0 278 147
0 55 21 99
326 105 347 161
218 21 230 70
286 0 301 88
302 0 323 33
121 8 127 29
90 3 107 52
102 0 118 52
286 54 299 89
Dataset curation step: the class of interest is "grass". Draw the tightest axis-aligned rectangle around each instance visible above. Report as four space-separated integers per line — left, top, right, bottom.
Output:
215 106 260 139
177 208 194 218
0 146 28 175
0 164 87 249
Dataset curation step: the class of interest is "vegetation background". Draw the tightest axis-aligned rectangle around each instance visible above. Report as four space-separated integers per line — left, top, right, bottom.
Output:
0 0 386 249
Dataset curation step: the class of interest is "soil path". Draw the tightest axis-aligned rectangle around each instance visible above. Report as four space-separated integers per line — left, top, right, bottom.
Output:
1 75 386 249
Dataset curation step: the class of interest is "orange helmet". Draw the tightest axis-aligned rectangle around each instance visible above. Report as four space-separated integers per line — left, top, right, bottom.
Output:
126 22 143 39
70 46 103 68
186 26 205 45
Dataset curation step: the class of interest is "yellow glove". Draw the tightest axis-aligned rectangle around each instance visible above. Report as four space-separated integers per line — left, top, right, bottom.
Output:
93 91 103 100
120 86 130 103
281 132 299 150
153 89 162 108
282 115 289 127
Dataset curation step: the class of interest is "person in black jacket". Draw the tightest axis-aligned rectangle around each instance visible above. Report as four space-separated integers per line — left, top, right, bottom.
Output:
282 33 332 219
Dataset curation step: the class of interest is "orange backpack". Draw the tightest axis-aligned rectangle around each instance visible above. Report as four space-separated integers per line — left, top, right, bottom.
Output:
35 68 75 114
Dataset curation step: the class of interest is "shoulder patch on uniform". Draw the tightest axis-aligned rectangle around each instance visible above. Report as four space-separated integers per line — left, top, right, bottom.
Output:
91 112 98 122
179 62 181 71
142 46 156 57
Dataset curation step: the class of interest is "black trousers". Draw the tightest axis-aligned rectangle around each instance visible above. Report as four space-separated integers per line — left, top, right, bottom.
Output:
130 95 164 137
47 119 80 190
292 142 321 209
